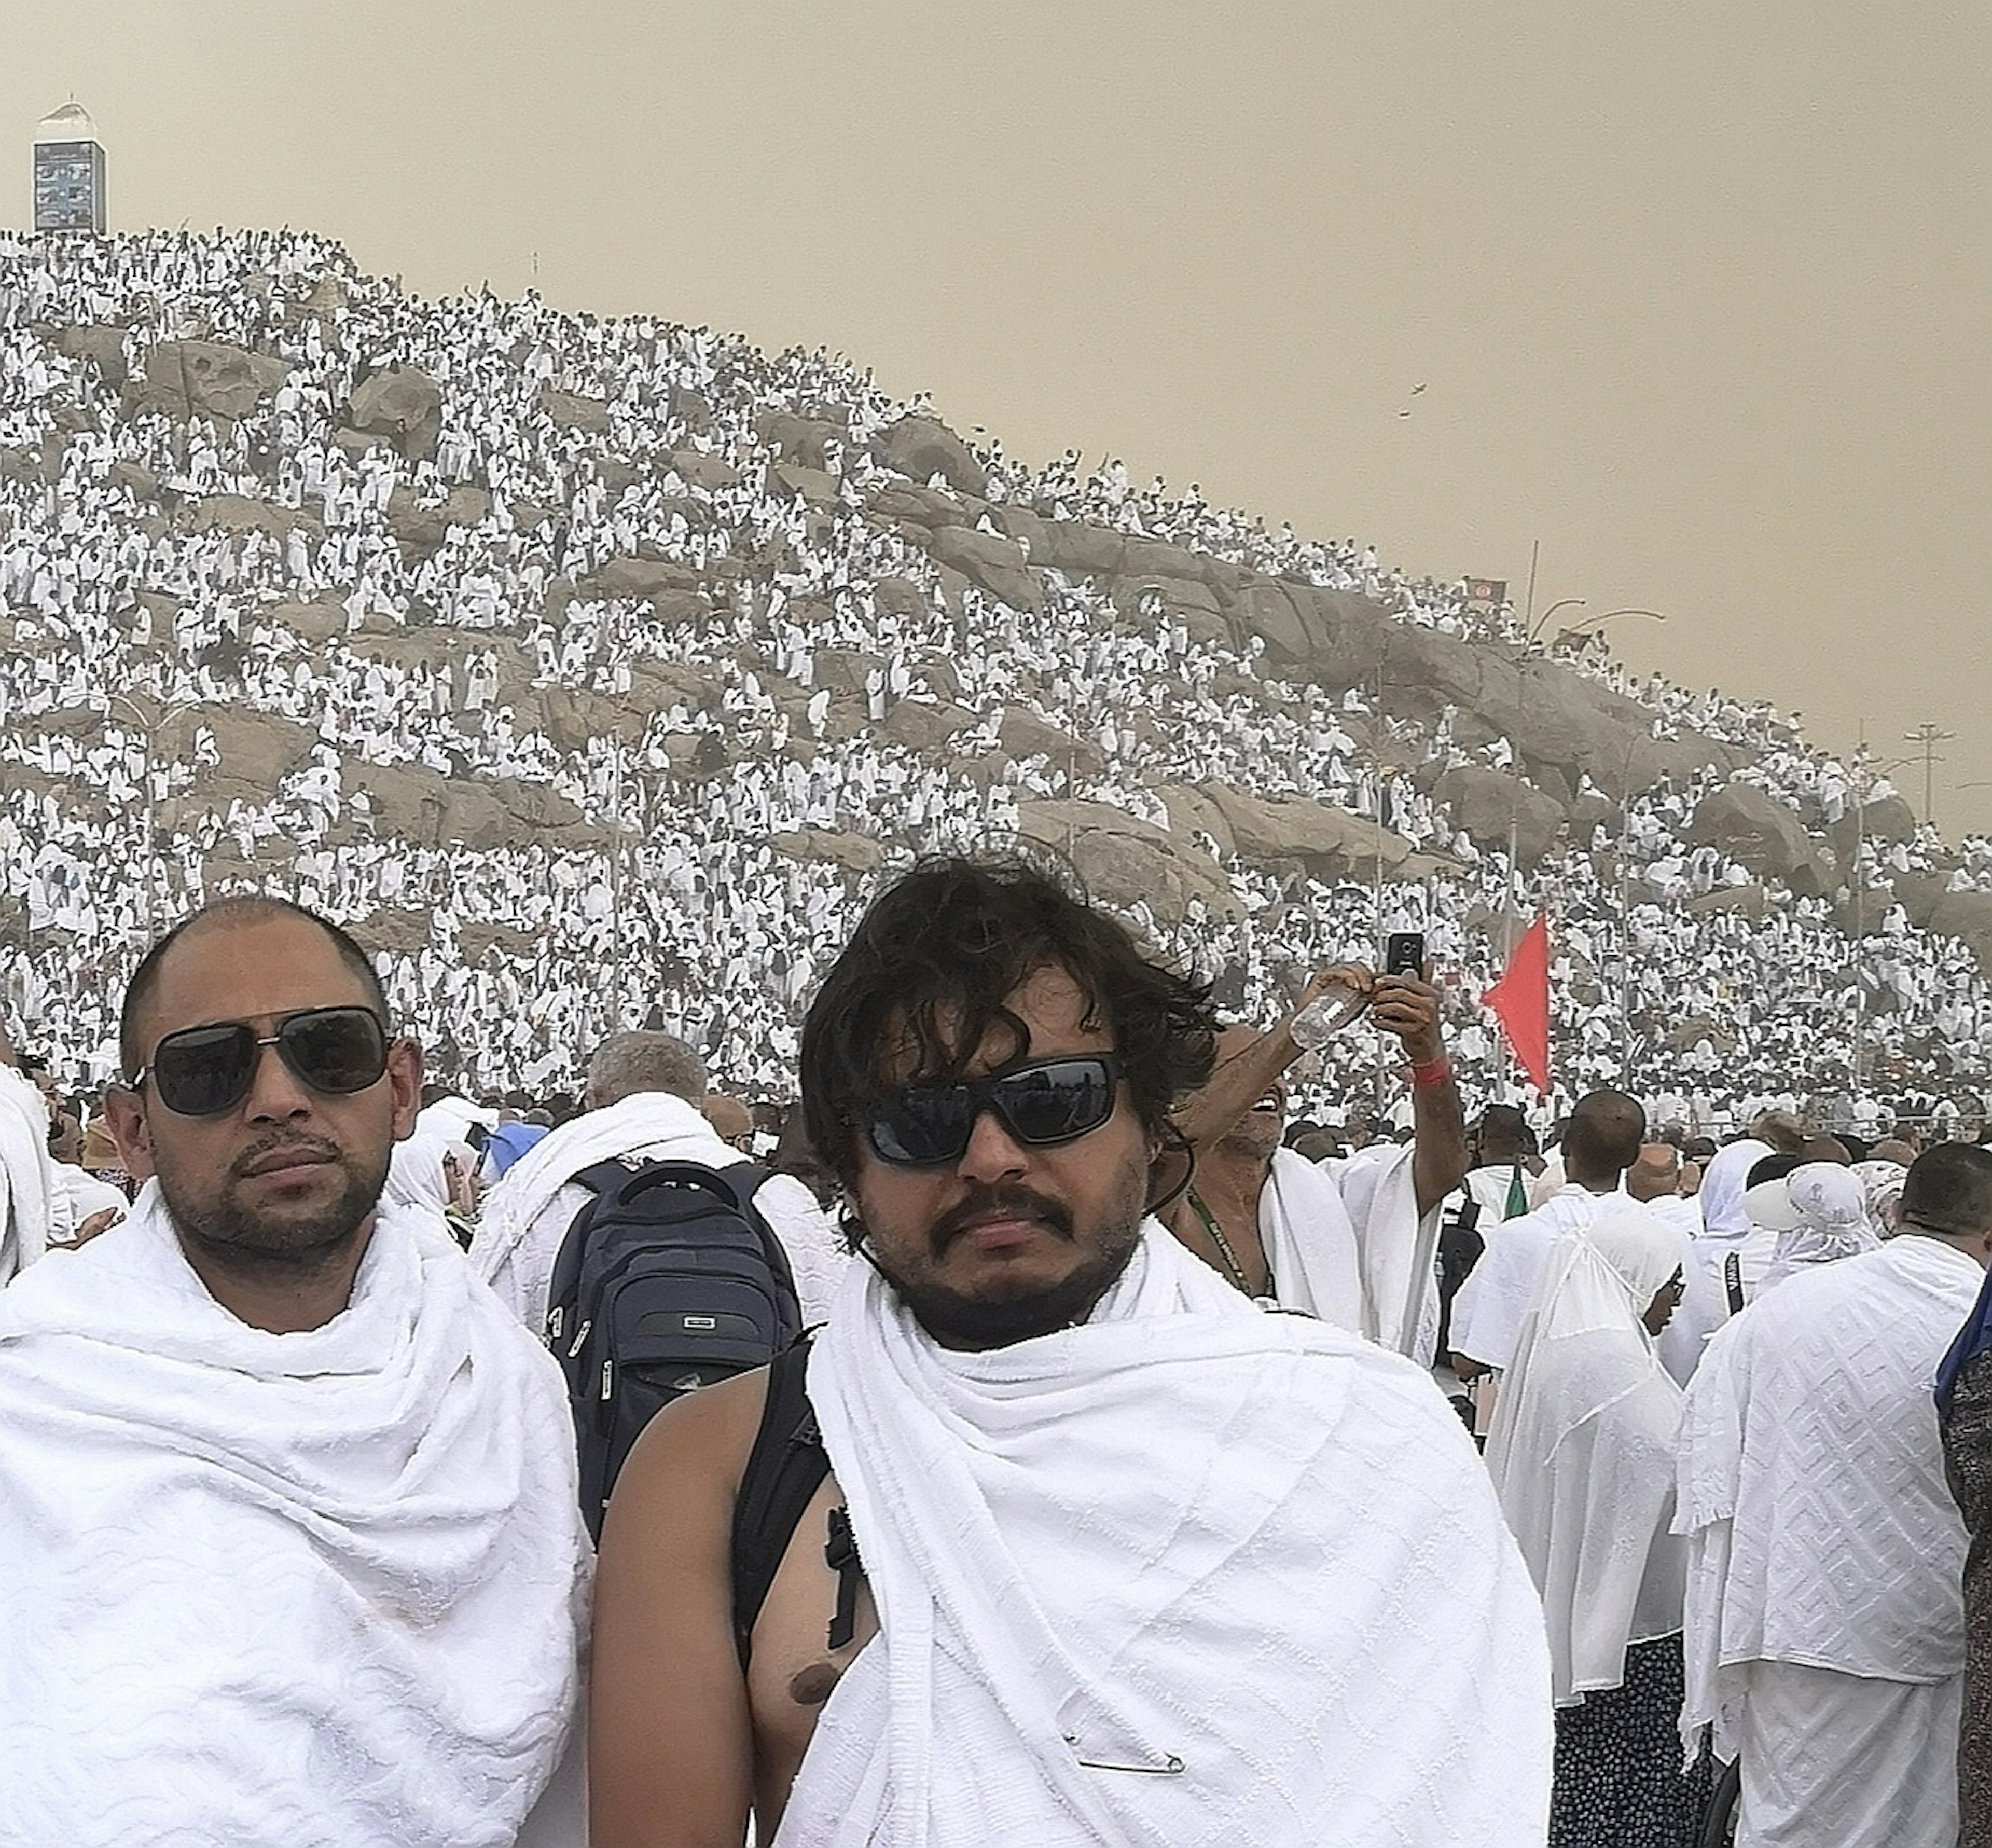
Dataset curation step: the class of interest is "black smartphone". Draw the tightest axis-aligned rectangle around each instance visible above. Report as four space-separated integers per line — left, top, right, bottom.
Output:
1384 931 1427 978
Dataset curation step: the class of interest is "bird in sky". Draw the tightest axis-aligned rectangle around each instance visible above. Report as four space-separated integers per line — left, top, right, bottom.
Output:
1397 382 1429 418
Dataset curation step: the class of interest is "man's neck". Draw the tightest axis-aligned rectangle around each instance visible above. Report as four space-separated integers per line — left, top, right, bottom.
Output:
1199 1141 1274 1208
176 1220 378 1335
1896 1228 1992 1272
1567 1169 1621 1195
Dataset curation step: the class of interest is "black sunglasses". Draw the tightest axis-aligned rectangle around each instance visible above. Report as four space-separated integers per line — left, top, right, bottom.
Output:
867 1055 1124 1167
131 1006 390 1118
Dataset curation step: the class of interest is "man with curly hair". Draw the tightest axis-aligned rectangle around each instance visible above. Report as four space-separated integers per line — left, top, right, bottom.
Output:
590 857 1552 1847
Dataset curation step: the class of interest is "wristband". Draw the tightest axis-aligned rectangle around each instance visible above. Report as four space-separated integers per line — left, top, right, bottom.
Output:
1409 1056 1452 1091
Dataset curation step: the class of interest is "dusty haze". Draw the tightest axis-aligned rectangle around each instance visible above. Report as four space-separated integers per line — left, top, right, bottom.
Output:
9 2 1988 829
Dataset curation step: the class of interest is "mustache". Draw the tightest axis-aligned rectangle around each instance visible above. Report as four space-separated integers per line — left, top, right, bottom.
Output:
229 1132 344 1179
930 1184 1074 1257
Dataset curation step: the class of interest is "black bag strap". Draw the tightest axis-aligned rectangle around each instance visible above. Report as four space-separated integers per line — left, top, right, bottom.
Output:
1724 1251 1746 1317
730 1334 829 1668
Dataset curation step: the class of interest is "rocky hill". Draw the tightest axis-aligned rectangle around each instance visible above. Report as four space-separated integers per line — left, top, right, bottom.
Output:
1 228 1986 1121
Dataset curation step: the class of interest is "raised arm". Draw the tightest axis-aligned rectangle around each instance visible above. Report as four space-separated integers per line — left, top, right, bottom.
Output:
1170 964 1373 1159
1369 969 1470 1220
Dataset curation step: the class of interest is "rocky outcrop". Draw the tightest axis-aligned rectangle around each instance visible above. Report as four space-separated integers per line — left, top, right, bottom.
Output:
1689 782 1840 895
54 324 129 387
1197 785 1419 879
1014 800 1240 924
189 494 322 541
127 340 287 423
539 389 610 434
926 526 1043 613
998 708 1103 775
876 415 987 497
1431 766 1568 866
385 484 490 559
343 366 443 461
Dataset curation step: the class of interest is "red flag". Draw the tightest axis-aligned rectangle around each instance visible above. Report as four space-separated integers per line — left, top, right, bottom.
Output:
1484 914 1552 1095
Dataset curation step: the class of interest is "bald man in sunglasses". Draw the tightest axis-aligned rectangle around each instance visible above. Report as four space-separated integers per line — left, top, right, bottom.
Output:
591 859 1551 1847
0 897 591 1847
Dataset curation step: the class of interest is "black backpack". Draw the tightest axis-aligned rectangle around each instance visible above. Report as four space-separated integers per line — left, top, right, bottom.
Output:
545 1157 804 1539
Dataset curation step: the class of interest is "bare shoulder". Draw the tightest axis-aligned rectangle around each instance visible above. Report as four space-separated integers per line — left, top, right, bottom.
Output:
611 1364 770 1510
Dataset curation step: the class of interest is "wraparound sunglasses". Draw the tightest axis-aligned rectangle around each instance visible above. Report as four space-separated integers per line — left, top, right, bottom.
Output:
867 1055 1124 1167
129 1006 390 1117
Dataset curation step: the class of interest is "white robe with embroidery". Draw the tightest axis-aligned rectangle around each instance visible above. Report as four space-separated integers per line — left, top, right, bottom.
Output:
1675 1235 1981 1846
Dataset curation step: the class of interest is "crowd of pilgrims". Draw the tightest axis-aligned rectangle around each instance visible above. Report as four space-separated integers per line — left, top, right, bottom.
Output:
5 226 1992 1135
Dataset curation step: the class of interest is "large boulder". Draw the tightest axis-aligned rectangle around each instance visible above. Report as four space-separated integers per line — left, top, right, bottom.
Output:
189 494 322 542
868 481 972 529
344 366 444 461
770 829 886 875
1828 792 1919 864
1689 782 1838 892
925 526 1043 614
1023 518 1128 578
1197 785 1418 878
585 556 701 602
1014 800 1240 924
1431 766 1568 866
539 389 610 434
756 410 841 470
171 705 317 792
385 484 491 559
876 415 987 497
668 449 740 491
54 323 129 387
999 708 1103 776
771 462 839 507
883 699 979 753
128 340 287 423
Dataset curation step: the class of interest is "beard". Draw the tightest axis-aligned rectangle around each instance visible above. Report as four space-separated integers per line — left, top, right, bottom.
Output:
861 1176 1149 1350
158 1132 390 1280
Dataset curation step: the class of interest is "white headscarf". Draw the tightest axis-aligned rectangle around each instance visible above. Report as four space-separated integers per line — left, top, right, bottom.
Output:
1852 1157 1907 1238
1485 1198 1687 1705
1697 1137 1771 1241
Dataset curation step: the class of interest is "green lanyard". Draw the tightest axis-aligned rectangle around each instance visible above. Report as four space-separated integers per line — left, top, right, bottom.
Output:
1186 1188 1269 1299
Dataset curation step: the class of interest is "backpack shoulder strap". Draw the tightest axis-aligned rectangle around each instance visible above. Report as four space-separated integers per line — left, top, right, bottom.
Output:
730 1334 829 1668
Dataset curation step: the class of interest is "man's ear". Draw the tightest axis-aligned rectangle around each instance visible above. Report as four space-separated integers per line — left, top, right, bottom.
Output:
387 1038 424 1142
102 1086 156 1181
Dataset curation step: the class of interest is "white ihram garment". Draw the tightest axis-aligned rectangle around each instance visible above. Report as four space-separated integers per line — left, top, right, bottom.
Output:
0 1063 61 1279
1317 1139 1445 1361
0 1185 592 1848
1485 1210 1686 1705
778 1223 1553 1847
1258 1143 1443 1358
472 1090 846 1328
1449 1183 1624 1373
1675 1236 1981 1847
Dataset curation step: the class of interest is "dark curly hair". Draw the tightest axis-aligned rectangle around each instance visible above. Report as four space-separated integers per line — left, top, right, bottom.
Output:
800 855 1216 1184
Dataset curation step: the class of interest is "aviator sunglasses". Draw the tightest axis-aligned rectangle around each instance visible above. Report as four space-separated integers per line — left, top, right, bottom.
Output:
867 1055 1124 1167
130 1006 390 1118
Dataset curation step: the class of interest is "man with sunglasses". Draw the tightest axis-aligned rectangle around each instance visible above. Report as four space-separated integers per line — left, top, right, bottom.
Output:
591 858 1551 1847
0 897 592 1846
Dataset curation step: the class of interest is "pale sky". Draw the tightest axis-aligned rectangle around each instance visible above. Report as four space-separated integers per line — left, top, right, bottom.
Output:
10 2 1989 829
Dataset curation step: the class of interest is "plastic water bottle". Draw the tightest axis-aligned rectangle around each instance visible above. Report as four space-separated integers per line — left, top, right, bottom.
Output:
1288 974 1369 1050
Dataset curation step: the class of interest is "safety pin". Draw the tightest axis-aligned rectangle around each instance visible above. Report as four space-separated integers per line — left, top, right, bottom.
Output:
1062 1735 1185 1775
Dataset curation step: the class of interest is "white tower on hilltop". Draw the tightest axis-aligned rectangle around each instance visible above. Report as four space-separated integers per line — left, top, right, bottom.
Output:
33 101 107 233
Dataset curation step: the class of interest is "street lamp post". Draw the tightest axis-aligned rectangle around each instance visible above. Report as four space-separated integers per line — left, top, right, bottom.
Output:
1849 749 1918 1100
1526 598 1586 647
103 691 193 938
1903 723 1956 829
